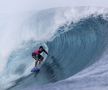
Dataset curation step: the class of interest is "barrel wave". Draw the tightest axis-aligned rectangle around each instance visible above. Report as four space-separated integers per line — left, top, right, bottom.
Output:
0 7 108 90
47 15 108 80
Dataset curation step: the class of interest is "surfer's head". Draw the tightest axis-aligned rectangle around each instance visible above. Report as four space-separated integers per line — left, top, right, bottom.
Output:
39 46 44 50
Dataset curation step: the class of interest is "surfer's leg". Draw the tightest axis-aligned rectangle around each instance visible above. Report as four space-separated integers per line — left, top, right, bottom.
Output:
35 60 40 67
32 54 38 67
35 61 37 67
39 60 41 64
39 55 44 64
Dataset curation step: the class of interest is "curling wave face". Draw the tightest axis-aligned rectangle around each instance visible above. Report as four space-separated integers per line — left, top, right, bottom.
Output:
47 15 108 81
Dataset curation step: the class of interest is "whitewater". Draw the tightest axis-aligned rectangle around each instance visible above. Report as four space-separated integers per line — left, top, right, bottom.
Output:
0 7 108 90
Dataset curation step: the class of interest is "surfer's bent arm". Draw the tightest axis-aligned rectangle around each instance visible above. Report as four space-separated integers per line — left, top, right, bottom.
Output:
43 49 48 55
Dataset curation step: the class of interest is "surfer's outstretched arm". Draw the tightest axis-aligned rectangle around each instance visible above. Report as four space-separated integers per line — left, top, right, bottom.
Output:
43 49 48 55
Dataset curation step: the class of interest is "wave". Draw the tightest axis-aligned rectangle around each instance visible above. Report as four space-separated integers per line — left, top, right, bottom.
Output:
47 14 108 79
0 7 108 90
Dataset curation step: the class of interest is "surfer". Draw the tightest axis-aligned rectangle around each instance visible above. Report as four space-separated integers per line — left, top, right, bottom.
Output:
32 46 48 67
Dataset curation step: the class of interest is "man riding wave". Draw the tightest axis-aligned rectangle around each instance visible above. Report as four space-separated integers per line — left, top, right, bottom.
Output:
32 46 48 67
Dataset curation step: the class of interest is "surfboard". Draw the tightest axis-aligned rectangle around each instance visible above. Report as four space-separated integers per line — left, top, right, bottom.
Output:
31 67 40 77
31 67 40 73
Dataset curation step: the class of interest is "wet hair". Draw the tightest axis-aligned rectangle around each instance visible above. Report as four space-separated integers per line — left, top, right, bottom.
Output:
39 46 43 49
